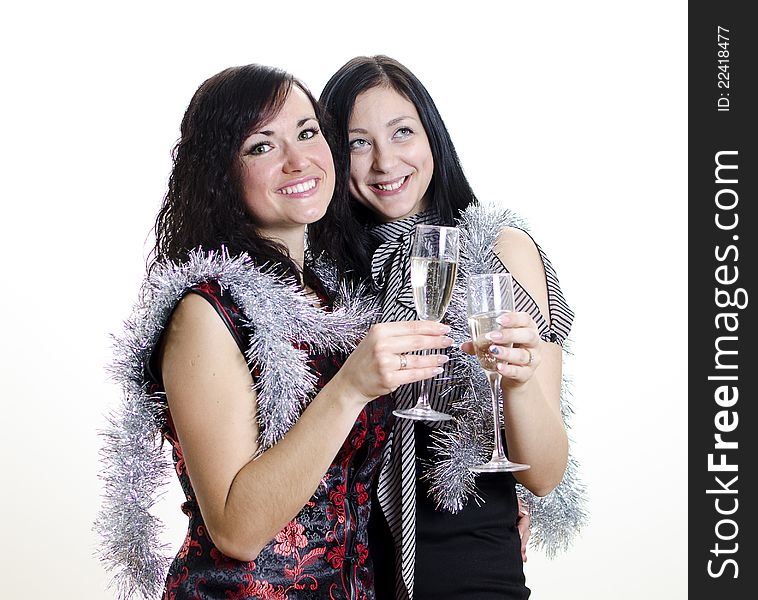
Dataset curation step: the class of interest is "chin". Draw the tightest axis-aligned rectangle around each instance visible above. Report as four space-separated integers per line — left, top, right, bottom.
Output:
301 207 329 224
376 203 420 223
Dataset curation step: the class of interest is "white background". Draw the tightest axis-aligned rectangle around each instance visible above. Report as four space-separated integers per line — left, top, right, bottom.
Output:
0 1 687 598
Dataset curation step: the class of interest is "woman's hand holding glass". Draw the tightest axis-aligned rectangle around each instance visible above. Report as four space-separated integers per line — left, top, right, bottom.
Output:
394 224 460 421
335 320 454 406
466 273 531 473
461 311 541 388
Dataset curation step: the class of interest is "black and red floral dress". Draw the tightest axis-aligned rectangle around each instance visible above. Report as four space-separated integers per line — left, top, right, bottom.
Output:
153 281 392 600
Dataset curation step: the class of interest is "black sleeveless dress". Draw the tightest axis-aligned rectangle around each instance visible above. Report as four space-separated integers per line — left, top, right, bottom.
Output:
413 425 529 599
366 209 572 598
369 423 529 599
151 281 393 600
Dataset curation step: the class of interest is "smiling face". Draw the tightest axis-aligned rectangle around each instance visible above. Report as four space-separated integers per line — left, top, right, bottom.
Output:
238 85 335 243
347 86 434 223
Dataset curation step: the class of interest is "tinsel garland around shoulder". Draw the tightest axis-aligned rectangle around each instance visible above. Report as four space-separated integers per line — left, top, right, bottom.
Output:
95 249 378 600
425 200 589 557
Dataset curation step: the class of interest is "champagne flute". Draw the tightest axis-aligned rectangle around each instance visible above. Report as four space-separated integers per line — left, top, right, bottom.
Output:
393 224 459 421
467 273 530 472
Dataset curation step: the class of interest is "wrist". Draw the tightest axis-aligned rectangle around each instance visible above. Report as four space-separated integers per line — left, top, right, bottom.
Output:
501 377 533 400
323 370 373 412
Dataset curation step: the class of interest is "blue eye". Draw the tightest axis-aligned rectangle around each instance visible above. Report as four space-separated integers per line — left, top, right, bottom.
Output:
349 138 369 151
393 127 413 139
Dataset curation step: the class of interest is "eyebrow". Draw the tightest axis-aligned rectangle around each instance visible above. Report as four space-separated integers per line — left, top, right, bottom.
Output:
256 116 317 136
348 115 417 134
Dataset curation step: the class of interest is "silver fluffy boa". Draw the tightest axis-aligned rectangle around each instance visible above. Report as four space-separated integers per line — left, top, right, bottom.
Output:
424 202 589 557
96 249 377 599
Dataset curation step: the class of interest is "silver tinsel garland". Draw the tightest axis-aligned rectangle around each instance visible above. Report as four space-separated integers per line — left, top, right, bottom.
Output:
96 249 377 599
424 202 589 557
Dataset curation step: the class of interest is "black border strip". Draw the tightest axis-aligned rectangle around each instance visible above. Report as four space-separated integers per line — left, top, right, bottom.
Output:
690 4 756 596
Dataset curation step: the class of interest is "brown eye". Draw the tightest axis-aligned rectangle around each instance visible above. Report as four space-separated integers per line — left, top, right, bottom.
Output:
299 127 319 141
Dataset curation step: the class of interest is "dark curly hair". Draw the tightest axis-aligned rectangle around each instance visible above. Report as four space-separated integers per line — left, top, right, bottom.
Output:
309 55 477 280
151 64 324 284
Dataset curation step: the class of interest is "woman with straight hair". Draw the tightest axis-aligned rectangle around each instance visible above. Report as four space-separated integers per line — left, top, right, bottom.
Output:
98 63 453 600
310 55 586 599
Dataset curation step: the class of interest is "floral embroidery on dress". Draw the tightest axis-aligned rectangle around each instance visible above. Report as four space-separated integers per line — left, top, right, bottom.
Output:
273 521 308 557
225 576 288 600
157 281 391 599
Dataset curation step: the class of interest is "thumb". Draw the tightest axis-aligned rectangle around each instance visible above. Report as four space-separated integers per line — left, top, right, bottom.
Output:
459 341 475 355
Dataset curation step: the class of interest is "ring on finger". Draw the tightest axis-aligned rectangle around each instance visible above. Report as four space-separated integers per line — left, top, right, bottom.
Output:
399 354 408 370
525 348 534 366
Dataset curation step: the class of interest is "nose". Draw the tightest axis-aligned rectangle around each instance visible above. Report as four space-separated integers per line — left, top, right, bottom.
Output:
282 143 310 173
371 142 397 173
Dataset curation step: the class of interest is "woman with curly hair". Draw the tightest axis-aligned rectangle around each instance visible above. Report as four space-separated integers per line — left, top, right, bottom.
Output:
98 63 452 600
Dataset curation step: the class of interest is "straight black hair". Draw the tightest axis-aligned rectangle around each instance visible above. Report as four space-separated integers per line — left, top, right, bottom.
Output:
309 55 477 280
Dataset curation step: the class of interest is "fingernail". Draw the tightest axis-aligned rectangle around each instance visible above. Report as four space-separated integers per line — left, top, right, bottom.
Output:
488 345 500 355
497 362 509 374
442 336 454 346
437 355 450 364
438 324 451 333
497 314 511 326
485 331 504 342
434 367 444 374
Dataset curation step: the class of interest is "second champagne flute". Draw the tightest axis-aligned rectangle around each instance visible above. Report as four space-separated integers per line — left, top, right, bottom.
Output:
393 224 459 421
467 273 530 472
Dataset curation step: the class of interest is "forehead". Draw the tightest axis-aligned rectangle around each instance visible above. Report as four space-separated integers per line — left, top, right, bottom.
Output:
349 86 420 125
261 85 316 128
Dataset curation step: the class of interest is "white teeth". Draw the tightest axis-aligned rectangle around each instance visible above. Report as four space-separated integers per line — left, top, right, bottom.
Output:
279 178 317 195
375 176 406 191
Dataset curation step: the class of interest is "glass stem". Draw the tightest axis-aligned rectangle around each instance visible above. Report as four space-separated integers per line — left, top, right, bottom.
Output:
487 371 506 462
417 348 432 409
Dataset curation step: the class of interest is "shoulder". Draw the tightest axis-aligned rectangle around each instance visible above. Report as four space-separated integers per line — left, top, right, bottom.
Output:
493 226 550 329
172 290 222 324
494 227 541 264
494 227 547 300
158 291 252 398
163 292 240 358
494 226 574 343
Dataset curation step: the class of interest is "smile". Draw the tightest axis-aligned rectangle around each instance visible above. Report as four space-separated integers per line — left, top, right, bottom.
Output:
277 178 318 195
370 175 408 192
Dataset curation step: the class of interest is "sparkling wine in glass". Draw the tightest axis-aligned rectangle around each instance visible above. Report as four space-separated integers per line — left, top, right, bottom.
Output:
393 225 459 422
467 273 530 472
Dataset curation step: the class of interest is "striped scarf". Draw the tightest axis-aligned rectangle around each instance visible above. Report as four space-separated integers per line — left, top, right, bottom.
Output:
368 203 584 599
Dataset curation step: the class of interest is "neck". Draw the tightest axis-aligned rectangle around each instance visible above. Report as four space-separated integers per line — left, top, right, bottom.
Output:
261 225 306 270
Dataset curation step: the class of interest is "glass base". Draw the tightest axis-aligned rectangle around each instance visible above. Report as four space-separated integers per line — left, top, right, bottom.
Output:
393 406 453 422
470 458 530 473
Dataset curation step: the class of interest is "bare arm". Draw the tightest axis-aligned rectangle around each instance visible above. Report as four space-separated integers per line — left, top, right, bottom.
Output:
461 227 568 495
161 294 452 561
493 226 568 495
